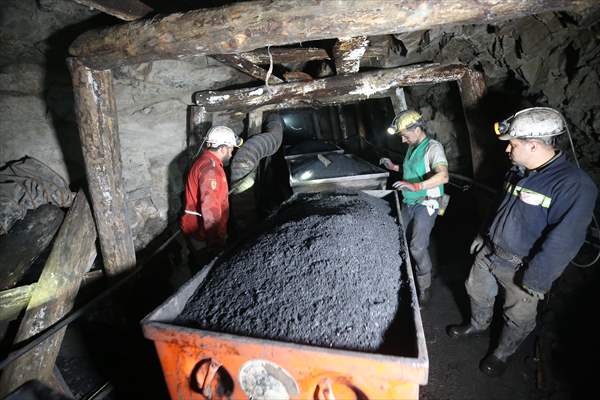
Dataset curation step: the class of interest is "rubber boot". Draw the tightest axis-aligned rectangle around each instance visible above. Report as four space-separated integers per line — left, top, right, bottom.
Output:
494 324 530 361
480 325 529 377
447 302 492 338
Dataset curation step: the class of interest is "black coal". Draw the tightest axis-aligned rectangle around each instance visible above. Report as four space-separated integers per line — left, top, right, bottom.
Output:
177 191 406 352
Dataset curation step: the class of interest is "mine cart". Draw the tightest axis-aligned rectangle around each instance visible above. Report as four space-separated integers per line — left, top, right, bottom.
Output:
285 154 389 193
142 190 427 399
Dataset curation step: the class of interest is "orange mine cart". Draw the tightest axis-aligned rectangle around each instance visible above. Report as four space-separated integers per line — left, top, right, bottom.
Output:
142 191 428 400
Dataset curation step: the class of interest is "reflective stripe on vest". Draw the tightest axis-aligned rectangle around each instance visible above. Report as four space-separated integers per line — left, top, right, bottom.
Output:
185 210 202 217
505 183 552 208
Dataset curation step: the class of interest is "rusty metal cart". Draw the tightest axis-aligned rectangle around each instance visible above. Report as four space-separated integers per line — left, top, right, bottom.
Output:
142 190 427 400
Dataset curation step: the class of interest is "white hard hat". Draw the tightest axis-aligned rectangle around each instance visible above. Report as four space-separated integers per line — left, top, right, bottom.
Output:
495 107 565 140
206 126 243 147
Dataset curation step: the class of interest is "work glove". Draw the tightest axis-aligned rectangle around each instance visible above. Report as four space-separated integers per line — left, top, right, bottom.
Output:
521 284 544 300
379 157 396 171
469 234 484 255
392 180 422 192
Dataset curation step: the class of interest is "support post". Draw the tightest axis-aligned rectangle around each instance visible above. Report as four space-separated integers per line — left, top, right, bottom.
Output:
67 58 136 277
457 68 493 181
390 87 408 114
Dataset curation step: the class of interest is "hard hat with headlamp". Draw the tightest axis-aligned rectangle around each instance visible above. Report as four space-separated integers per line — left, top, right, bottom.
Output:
494 107 566 141
205 125 244 147
387 110 423 135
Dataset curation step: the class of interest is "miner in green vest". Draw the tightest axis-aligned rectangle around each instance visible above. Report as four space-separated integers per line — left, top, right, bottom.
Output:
380 110 449 307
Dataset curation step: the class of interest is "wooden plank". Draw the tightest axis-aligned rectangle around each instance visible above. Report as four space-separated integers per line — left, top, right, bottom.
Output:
194 63 467 112
67 58 136 277
210 54 283 84
0 205 64 290
333 36 369 75
0 191 97 396
68 0 595 69
240 47 330 64
71 0 152 21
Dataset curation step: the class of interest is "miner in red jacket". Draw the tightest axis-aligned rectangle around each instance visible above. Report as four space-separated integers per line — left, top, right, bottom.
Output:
181 125 243 253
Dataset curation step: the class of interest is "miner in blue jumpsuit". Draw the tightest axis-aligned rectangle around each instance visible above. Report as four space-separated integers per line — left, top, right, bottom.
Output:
448 107 597 376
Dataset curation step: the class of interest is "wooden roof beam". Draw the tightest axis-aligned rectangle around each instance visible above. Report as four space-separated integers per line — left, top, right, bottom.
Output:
240 47 330 65
193 63 467 113
69 0 595 69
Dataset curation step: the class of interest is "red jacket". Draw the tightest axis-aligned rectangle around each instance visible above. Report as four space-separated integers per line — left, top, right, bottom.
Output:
180 151 229 246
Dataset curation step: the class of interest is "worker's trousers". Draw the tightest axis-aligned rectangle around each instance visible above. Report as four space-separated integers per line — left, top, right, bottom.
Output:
401 203 437 292
465 243 539 361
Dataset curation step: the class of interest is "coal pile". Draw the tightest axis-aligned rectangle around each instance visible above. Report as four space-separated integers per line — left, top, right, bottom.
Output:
177 191 406 352
290 154 383 181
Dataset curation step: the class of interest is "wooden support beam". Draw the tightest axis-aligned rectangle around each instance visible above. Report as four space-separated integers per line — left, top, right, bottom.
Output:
240 47 330 65
71 0 153 21
189 105 210 147
247 110 264 136
194 63 467 112
0 191 97 396
337 105 349 141
328 107 341 144
333 36 369 75
0 205 64 291
210 54 283 84
69 0 595 69
354 104 367 150
67 58 136 278
457 68 494 181
390 87 408 114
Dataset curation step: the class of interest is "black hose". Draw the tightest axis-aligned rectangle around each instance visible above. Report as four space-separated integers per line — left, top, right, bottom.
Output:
230 114 283 184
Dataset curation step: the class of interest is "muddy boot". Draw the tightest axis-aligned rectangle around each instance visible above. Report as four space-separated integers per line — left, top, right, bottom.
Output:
482 325 530 377
447 324 487 339
447 302 491 338
480 354 507 377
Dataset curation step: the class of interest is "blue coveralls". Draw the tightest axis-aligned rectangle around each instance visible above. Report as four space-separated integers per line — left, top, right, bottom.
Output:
466 152 597 360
